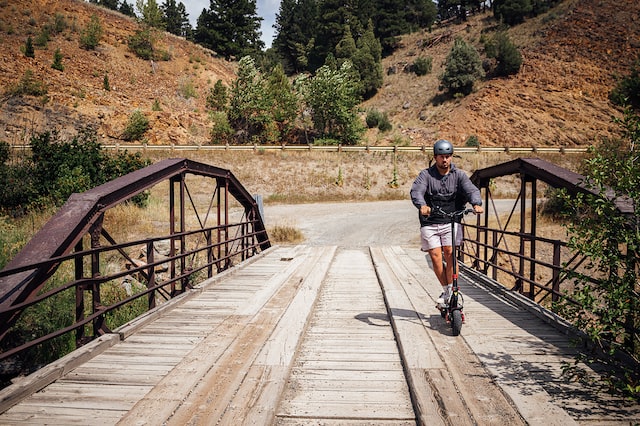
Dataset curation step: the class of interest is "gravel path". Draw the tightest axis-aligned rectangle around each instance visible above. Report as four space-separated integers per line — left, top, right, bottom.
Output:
263 199 519 247
263 200 421 247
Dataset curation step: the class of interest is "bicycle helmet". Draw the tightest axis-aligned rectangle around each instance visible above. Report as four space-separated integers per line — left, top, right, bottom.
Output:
433 139 454 155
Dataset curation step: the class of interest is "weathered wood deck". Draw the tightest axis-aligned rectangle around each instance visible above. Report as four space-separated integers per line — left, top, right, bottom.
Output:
0 245 638 425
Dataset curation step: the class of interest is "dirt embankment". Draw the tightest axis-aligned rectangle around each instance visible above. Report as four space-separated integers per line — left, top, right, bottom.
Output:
1 0 638 149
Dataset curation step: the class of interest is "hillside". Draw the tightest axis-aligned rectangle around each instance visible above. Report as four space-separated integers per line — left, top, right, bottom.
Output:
0 0 639 148
0 0 236 145
365 0 640 147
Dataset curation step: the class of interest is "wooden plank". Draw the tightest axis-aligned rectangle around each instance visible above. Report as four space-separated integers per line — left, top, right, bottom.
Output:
279 401 414 420
117 246 323 425
377 246 528 426
370 246 452 426
0 334 120 414
0 246 317 425
275 247 415 423
287 377 410 391
220 246 338 425
0 406 124 424
276 419 415 426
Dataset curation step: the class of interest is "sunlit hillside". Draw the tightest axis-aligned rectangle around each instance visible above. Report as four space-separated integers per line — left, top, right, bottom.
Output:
0 0 638 148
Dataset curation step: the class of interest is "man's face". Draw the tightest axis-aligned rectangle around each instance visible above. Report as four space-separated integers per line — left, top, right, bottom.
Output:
435 154 452 171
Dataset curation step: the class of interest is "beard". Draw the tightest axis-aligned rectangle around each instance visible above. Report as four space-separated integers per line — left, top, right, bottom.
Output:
436 162 450 173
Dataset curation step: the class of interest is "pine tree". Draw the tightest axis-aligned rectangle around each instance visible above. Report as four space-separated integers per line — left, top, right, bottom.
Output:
493 0 532 25
354 20 383 99
312 0 363 71
51 48 64 71
335 25 357 63
80 14 103 50
24 36 35 58
161 0 191 37
266 63 299 139
194 0 264 59
136 0 165 29
228 56 271 143
272 0 318 74
206 79 229 111
119 0 136 16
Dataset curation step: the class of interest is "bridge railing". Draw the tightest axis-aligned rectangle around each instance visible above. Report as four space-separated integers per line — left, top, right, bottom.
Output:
0 159 270 379
458 223 580 304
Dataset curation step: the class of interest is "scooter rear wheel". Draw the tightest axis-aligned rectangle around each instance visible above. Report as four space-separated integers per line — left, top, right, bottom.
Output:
451 310 463 336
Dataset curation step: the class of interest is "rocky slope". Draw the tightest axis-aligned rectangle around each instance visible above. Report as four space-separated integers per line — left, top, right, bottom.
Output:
0 0 638 148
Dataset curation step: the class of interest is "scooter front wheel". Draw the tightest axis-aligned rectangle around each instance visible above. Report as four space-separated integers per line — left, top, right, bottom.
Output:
451 309 463 336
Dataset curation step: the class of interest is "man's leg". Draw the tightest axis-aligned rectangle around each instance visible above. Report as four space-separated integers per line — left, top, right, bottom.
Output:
427 247 447 286
431 245 455 307
442 245 454 286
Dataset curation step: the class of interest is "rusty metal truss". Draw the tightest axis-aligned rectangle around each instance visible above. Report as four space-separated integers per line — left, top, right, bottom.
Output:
0 158 270 364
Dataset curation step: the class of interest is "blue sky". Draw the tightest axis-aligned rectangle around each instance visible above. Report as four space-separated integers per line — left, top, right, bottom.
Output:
181 0 278 48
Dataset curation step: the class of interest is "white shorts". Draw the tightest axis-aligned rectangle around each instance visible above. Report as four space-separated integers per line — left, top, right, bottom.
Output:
420 223 462 251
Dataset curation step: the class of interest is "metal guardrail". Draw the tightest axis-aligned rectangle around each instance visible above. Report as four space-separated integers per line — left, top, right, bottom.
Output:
8 144 590 154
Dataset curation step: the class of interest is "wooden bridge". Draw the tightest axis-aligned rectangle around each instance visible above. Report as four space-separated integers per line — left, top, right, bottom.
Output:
1 243 638 425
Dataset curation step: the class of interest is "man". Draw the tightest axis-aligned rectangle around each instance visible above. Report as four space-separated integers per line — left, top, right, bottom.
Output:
410 139 483 308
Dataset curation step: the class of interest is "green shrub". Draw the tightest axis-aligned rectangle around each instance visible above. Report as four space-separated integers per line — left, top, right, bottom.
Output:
7 69 47 96
79 14 102 50
610 55 640 109
439 37 485 96
103 73 110 91
209 111 234 144
366 109 383 128
23 36 34 58
48 13 67 35
413 56 432 76
128 27 155 60
366 109 392 132
465 135 479 147
485 32 522 76
122 110 149 141
206 79 228 111
377 113 392 132
179 77 197 99
51 48 64 71
34 28 50 47
0 127 151 214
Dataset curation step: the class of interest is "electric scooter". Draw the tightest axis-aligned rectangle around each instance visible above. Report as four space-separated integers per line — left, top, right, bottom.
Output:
434 207 474 336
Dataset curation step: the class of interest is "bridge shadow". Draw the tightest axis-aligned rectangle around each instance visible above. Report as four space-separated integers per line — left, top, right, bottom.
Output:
355 309 458 337
471 349 639 418
355 308 428 326
457 274 640 419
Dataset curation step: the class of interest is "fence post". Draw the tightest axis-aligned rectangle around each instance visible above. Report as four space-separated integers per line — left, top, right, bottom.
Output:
552 242 561 302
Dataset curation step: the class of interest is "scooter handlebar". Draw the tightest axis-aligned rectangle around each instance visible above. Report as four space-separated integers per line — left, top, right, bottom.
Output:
431 206 477 219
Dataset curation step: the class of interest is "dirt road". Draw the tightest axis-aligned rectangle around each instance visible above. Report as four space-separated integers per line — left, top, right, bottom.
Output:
264 200 422 247
263 199 520 246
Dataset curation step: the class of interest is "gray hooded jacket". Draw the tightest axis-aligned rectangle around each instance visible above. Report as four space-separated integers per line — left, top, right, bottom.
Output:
410 163 482 227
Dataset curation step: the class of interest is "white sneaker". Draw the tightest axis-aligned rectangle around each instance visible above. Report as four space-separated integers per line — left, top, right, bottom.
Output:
436 292 449 309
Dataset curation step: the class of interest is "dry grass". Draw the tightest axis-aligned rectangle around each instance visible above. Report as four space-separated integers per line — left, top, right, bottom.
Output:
268 223 305 244
142 148 587 204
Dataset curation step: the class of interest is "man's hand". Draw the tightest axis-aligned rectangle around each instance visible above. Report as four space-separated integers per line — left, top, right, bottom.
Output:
473 204 484 214
420 205 431 216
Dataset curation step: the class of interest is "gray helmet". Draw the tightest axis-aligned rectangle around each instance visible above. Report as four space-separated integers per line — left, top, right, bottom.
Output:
433 139 453 155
